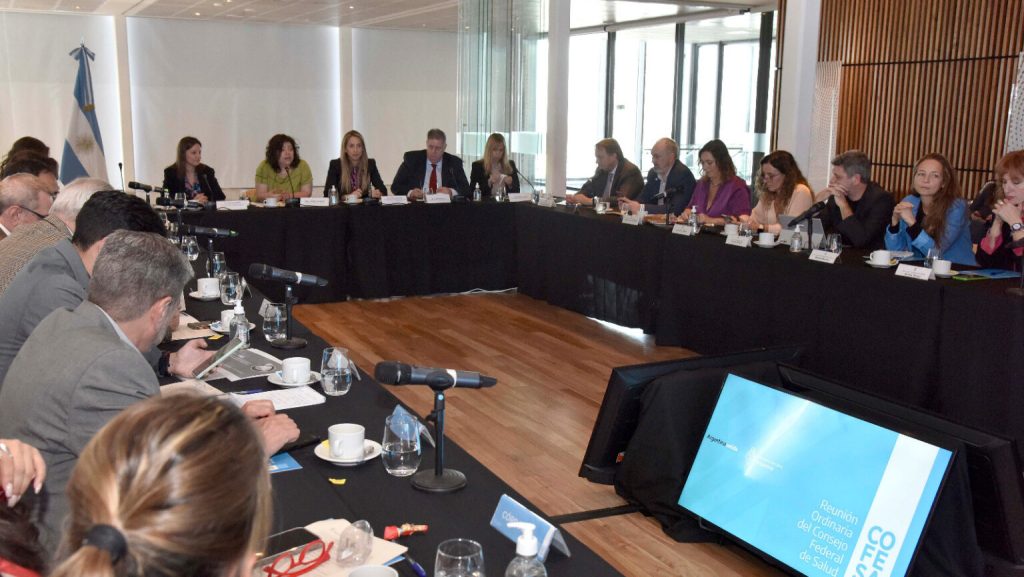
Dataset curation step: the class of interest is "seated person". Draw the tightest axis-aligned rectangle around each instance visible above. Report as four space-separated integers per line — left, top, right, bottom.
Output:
0 439 46 577
977 150 1024 270
744 150 813 234
969 180 997 244
0 152 59 197
621 137 695 216
0 137 48 177
0 174 54 241
469 133 519 199
885 153 975 266
49 395 270 577
392 128 470 199
678 139 750 225
162 136 226 203
567 138 644 205
325 130 387 200
0 230 298 553
815 149 894 250
254 134 312 201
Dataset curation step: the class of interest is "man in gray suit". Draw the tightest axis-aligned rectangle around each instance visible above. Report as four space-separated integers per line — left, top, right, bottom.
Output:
0 230 300 553
0 189 208 387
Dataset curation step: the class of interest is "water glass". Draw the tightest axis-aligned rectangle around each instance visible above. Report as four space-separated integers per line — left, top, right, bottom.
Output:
321 347 353 396
739 222 752 237
382 414 421 477
924 247 941 268
209 251 227 278
335 520 374 567
181 235 200 262
435 539 484 577
220 272 242 306
262 303 287 342
826 233 842 254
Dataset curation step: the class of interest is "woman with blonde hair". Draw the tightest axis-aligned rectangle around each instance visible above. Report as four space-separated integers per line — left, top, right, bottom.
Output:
745 150 813 234
324 130 387 200
469 133 519 199
49 394 271 577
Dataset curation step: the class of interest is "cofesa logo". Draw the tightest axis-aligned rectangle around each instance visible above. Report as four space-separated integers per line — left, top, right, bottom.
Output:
851 526 897 577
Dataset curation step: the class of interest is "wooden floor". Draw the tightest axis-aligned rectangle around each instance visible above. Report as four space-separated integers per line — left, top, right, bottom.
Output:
294 293 784 577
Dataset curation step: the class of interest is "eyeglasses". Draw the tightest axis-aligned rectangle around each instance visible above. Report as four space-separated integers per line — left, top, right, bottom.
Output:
18 205 48 220
262 540 334 577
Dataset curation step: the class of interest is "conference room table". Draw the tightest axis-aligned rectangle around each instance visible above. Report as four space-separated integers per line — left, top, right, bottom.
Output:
180 199 1024 462
180 291 620 577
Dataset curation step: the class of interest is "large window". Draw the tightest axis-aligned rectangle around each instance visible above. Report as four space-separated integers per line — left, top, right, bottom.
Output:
566 32 608 182
612 24 676 172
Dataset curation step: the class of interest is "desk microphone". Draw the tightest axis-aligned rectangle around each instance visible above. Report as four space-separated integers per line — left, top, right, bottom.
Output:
118 162 125 192
128 181 168 194
180 224 237 238
248 263 328 287
787 197 830 229
374 361 497 389
513 166 538 192
156 197 203 209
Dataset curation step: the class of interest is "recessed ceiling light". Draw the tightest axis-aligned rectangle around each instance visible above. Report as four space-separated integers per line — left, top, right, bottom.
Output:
213 3 221 6
348 5 353 8
194 11 201 15
74 4 80 8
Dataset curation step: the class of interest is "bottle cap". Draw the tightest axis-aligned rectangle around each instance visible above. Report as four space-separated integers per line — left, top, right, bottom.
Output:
508 522 538 556
233 304 245 314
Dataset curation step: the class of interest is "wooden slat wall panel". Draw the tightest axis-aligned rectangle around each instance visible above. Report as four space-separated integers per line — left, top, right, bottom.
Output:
817 0 1024 200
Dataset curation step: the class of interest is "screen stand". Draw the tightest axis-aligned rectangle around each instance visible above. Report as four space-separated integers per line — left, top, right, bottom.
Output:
270 284 307 350
412 389 467 493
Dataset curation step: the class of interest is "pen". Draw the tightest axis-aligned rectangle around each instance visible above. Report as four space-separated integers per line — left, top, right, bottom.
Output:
404 555 426 577
233 389 265 395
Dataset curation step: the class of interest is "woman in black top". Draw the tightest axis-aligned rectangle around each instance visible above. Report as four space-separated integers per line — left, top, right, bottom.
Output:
469 133 519 198
324 130 386 200
977 150 1024 270
162 136 225 202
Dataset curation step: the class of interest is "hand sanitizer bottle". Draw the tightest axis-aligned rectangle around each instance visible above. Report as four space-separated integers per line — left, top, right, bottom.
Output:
505 522 547 577
229 303 250 348
327 185 338 206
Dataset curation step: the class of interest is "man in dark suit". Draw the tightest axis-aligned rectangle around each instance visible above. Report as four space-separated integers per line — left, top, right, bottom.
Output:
568 138 644 204
391 128 470 199
815 149 895 249
623 137 696 216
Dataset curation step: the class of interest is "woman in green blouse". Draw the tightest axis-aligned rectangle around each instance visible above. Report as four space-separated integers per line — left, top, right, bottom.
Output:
254 134 312 201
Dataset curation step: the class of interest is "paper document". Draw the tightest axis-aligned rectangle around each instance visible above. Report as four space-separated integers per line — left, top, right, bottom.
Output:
229 386 325 411
210 348 282 381
304 519 408 577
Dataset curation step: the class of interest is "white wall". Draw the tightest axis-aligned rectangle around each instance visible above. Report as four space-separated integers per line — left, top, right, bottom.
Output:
350 28 458 184
0 12 123 184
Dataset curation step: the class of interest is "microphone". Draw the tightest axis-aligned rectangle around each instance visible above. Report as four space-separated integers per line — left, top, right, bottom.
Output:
180 224 237 238
128 181 168 194
118 162 125 192
512 166 538 192
248 263 328 287
374 361 497 389
156 197 203 209
787 197 831 229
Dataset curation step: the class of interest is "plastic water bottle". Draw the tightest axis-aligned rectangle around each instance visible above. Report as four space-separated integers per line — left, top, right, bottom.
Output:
473 184 482 202
328 185 338 206
687 205 700 234
505 523 547 577
790 224 804 253
229 303 250 348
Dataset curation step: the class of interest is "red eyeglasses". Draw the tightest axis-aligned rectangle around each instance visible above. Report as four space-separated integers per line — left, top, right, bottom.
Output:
261 539 334 577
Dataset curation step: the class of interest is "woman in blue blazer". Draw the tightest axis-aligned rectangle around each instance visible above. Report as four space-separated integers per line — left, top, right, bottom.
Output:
885 153 975 266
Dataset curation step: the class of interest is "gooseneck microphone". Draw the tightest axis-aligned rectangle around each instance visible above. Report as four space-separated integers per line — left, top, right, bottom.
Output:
156 197 203 209
374 361 497 389
787 197 831 229
248 263 328 287
118 162 125 192
179 224 237 238
128 181 168 194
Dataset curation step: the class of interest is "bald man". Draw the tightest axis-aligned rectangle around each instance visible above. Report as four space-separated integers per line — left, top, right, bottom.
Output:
623 138 696 216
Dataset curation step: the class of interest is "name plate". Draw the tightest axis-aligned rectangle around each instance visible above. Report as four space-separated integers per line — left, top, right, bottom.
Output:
380 195 409 206
808 249 840 264
424 193 451 204
299 197 329 207
621 213 642 226
672 223 696 236
725 234 752 247
490 494 570 562
895 263 935 280
537 196 556 208
217 200 249 211
507 192 532 203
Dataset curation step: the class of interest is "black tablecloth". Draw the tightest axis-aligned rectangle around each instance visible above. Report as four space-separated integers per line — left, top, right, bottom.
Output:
182 294 620 577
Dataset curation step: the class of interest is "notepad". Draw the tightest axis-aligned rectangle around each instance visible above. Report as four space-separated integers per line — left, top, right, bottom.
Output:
229 386 325 410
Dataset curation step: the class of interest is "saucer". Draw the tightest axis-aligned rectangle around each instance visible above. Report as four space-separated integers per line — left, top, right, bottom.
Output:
933 270 959 279
754 241 778 248
210 320 256 334
314 440 382 466
867 260 897 269
268 371 322 387
188 290 220 302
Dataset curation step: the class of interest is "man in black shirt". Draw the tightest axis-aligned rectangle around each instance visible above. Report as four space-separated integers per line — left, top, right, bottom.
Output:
815 150 894 249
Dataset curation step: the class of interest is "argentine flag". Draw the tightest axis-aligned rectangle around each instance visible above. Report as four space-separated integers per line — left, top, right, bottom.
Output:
60 43 107 184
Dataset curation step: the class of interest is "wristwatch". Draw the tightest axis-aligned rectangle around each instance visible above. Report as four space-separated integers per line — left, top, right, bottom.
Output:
1011 222 1024 233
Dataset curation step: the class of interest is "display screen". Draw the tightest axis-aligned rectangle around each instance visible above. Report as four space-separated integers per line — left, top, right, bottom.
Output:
678 374 953 577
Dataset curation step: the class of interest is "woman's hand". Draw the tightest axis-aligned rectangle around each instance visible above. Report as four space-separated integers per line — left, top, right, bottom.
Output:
893 201 915 227
993 199 1022 226
371 189 383 199
350 188 364 199
0 439 46 507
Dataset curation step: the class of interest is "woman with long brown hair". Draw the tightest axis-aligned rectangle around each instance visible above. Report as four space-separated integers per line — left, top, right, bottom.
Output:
885 153 975 266
49 394 271 577
162 136 225 203
745 150 813 234
324 130 386 201
677 139 750 225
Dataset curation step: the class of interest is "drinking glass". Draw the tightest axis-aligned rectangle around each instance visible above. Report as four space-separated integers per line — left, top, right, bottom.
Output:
827 233 842 254
209 251 227 278
738 222 752 237
435 539 484 577
220 272 242 306
382 414 421 477
925 247 941 268
321 347 353 396
181 235 199 262
335 520 374 567
262 303 287 342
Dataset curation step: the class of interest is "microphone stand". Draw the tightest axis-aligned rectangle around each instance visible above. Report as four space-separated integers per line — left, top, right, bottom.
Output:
270 284 307 349
412 383 467 493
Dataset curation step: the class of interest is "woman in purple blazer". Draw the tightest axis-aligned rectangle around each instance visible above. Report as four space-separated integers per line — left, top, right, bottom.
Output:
677 139 751 226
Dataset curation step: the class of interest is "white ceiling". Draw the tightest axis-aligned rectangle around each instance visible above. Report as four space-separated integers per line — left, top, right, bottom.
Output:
0 0 769 33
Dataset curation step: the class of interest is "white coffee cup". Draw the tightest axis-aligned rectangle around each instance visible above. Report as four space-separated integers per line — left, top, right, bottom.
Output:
220 309 235 329
328 423 365 460
197 277 219 297
724 223 739 236
264 198 279 208
595 201 608 214
932 259 952 275
281 357 311 384
870 250 892 265
758 231 774 245
349 566 398 577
